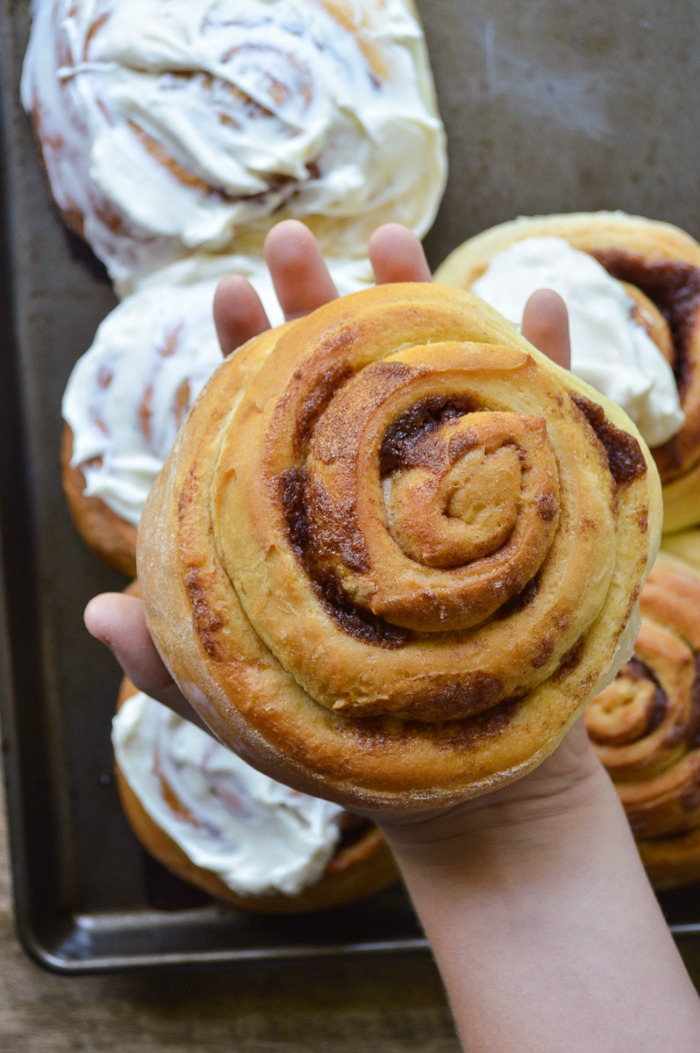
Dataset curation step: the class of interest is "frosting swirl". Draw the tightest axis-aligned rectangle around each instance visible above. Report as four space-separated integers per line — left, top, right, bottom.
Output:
22 0 446 293
113 690 345 897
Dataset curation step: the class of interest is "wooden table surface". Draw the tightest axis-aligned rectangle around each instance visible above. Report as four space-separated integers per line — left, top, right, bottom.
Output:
0 749 460 1053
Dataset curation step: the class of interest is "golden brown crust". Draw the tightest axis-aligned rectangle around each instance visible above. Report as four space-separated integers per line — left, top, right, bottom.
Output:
61 425 137 577
434 212 700 533
137 282 662 811
586 551 700 889
114 679 398 913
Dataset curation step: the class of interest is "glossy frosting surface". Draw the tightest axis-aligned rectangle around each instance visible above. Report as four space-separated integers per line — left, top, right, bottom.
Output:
22 0 446 291
113 691 345 897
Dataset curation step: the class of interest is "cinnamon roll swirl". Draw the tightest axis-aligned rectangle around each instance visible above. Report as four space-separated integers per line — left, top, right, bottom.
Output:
21 0 446 294
137 282 662 811
434 212 700 533
586 552 700 889
61 255 372 574
113 679 398 912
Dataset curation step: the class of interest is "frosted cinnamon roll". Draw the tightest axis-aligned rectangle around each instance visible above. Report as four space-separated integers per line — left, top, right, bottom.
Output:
61 254 372 575
62 266 223 575
434 212 700 533
113 680 397 912
586 552 700 889
21 0 446 294
137 282 662 811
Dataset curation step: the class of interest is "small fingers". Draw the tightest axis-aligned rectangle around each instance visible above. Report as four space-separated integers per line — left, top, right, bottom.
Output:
369 224 432 284
213 275 271 357
264 219 338 320
214 221 430 355
84 593 209 731
522 289 572 370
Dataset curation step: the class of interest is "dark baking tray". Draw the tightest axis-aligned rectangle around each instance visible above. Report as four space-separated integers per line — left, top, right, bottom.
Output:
1 0 700 975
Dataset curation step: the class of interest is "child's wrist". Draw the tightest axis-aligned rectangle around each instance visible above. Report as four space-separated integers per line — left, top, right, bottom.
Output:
377 730 615 875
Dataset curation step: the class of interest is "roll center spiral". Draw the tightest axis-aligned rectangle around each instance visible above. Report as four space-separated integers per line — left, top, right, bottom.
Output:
301 354 562 633
386 414 534 569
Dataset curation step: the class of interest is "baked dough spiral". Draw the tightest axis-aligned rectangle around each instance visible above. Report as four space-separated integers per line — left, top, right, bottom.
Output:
137 282 662 811
114 679 397 912
21 0 446 293
434 212 700 534
586 553 700 889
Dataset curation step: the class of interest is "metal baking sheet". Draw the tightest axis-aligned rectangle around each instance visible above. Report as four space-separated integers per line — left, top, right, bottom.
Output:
1 0 700 975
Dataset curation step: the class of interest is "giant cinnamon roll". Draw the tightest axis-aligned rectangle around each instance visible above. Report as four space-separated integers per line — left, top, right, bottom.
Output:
434 212 700 533
61 254 371 575
21 0 446 294
113 679 398 912
137 283 662 811
586 552 700 889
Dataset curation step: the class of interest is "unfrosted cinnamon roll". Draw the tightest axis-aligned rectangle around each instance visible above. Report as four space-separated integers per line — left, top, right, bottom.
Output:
434 212 700 533
113 679 398 912
137 282 662 811
586 552 700 889
61 254 373 574
21 0 446 294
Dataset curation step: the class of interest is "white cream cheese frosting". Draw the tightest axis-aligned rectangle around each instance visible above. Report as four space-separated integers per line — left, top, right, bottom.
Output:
62 253 372 525
62 271 223 526
22 0 447 294
471 236 685 448
113 691 346 897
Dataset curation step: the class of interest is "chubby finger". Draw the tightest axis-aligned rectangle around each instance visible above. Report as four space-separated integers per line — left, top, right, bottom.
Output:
213 275 271 357
368 223 432 284
264 219 338 320
84 593 209 731
522 289 572 370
